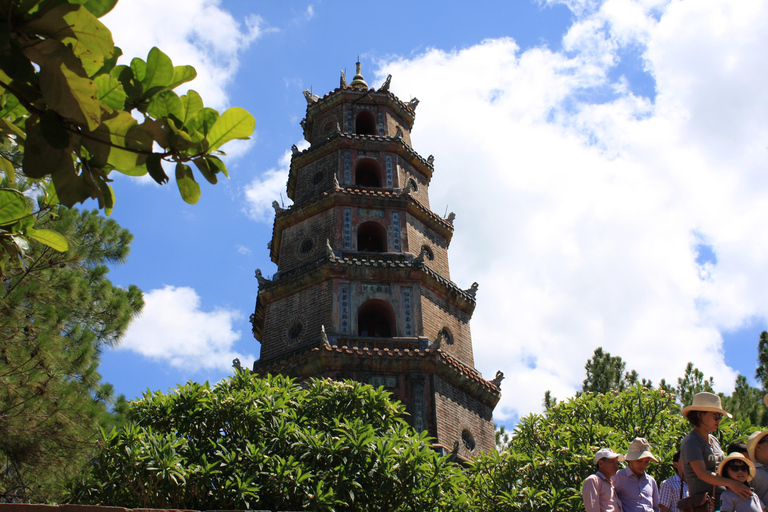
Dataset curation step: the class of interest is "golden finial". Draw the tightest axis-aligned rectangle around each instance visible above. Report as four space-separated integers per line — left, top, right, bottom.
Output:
350 60 368 89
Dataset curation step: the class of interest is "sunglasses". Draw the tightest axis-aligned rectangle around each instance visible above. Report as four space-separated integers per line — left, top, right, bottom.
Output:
727 463 750 473
710 413 724 421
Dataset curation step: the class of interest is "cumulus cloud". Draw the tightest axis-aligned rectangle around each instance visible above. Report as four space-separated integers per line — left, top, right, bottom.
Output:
116 286 254 371
102 0 267 110
376 0 768 421
243 141 309 223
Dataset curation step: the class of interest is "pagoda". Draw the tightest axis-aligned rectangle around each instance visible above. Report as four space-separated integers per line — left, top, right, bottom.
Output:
250 63 502 458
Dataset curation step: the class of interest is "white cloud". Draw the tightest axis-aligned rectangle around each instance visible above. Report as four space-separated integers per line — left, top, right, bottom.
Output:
376 0 768 421
102 0 266 111
243 141 309 223
116 285 254 371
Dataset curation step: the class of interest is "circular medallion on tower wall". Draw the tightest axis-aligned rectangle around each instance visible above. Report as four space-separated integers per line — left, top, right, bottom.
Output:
312 171 323 185
284 315 307 346
299 237 314 255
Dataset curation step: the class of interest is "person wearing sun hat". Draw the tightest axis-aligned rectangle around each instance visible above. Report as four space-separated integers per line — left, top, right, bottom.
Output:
717 453 765 512
583 447 626 512
746 430 768 509
680 392 753 508
612 437 660 512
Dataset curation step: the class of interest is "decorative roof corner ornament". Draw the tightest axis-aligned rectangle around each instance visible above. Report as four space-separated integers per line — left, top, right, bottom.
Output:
350 61 368 89
272 200 285 214
325 239 336 260
491 370 505 387
447 440 460 462
291 144 299 156
379 74 392 92
413 246 428 266
303 89 320 104
427 155 434 165
255 269 272 287
431 329 445 350
408 97 419 110
446 212 456 225
335 121 342 134
465 282 479 299
395 126 404 139
320 325 330 348
340 69 347 88
232 358 242 371
401 179 415 197
332 173 340 188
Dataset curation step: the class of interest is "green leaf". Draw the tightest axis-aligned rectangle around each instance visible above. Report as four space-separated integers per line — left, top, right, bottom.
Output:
25 4 114 76
146 154 168 185
25 38 102 131
94 74 127 110
40 109 71 150
193 157 217 184
179 90 204 124
81 0 118 17
205 155 228 178
101 111 152 171
206 107 255 152
169 65 197 90
175 163 200 204
0 188 30 226
185 107 218 142
147 90 182 120
27 228 69 252
0 156 15 182
22 119 75 179
143 47 174 93
130 58 146 83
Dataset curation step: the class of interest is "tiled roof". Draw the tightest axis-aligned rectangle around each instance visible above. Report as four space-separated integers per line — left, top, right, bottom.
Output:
307 87 416 117
258 343 500 395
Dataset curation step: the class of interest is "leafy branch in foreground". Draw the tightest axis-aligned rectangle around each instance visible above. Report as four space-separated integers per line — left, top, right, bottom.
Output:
0 0 255 266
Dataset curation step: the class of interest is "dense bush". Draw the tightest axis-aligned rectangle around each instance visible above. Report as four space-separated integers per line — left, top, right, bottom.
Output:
69 372 469 512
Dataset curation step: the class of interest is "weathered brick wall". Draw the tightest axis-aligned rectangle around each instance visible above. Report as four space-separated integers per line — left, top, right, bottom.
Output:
386 110 412 146
404 213 450 278
433 375 496 459
261 279 333 362
292 153 339 206
309 107 343 145
397 157 430 207
420 287 473 365
277 208 335 272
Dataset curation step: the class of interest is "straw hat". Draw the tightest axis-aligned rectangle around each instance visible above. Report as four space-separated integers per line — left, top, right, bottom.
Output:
718 452 756 481
681 392 732 419
593 448 625 465
764 393 768 408
625 437 659 462
747 430 768 461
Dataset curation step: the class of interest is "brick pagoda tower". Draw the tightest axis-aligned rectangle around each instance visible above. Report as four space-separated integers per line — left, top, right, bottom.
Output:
250 63 502 458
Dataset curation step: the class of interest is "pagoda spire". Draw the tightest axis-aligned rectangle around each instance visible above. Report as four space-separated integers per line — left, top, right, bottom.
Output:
349 60 368 89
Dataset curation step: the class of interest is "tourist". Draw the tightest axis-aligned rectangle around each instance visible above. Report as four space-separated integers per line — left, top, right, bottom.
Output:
718 453 765 512
583 447 625 512
746 431 768 508
612 437 660 512
659 450 688 512
680 392 752 508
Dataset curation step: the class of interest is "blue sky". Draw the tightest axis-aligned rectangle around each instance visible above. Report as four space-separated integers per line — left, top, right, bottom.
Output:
93 0 768 426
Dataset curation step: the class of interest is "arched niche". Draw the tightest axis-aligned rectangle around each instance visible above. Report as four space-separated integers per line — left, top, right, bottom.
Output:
355 159 381 187
357 299 395 337
355 110 376 135
357 221 387 252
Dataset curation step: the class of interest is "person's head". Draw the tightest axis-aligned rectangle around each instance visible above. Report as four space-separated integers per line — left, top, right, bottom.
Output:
594 448 624 478
718 453 756 484
672 450 683 476
681 392 732 432
624 438 658 477
727 442 749 458
747 431 768 465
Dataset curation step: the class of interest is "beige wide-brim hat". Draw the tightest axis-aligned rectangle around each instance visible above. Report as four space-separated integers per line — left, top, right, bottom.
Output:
747 430 768 461
625 437 659 462
718 452 756 481
681 392 733 419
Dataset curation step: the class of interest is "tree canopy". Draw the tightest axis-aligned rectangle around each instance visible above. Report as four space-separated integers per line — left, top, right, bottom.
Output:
0 0 255 268
1 196 142 502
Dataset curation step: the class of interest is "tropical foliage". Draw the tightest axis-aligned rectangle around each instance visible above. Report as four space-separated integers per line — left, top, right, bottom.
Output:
69 373 469 512
0 0 255 269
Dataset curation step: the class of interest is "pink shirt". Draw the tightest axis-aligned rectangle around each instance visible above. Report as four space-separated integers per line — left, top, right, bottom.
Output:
584 471 624 512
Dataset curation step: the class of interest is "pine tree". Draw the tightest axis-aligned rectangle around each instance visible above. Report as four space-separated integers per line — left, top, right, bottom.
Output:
0 198 143 502
676 362 715 408
755 331 768 390
582 347 632 393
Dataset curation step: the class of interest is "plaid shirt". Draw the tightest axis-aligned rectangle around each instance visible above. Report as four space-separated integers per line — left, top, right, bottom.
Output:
659 474 688 512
